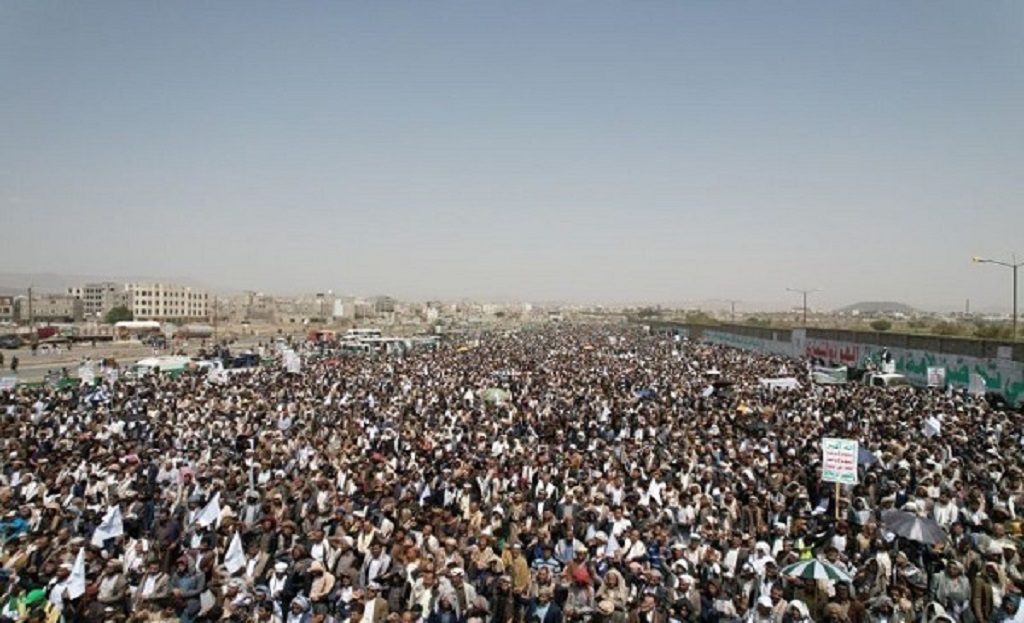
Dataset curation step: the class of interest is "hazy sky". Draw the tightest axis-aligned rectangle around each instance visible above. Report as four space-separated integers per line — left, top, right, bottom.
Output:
1 2 1021 309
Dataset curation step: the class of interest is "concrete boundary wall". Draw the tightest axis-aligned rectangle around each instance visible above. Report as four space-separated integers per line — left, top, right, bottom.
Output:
648 322 1024 405
702 329 796 357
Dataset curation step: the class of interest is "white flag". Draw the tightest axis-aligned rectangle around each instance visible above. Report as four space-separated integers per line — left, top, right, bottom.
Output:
606 533 621 558
196 492 221 528
67 547 87 600
224 531 245 575
90 506 124 547
969 374 987 397
199 590 217 615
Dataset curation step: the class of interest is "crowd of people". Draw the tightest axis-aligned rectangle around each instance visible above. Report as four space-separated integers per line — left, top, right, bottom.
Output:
0 324 1022 623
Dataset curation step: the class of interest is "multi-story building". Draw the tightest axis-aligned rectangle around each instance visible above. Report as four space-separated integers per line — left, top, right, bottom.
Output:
67 282 130 318
236 290 278 322
333 298 356 321
125 283 210 321
15 295 84 323
277 293 334 325
0 296 14 324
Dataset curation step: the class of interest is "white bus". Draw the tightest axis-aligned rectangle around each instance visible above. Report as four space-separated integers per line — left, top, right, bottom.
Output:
343 328 382 341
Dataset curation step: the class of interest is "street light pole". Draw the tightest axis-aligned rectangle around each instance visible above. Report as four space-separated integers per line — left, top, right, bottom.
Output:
786 288 819 326
973 254 1022 341
212 297 218 343
724 299 740 323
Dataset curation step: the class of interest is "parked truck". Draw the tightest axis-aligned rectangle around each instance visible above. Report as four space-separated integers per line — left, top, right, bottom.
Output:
174 324 215 340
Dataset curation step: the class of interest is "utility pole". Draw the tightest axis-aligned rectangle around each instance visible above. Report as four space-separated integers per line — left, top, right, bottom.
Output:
724 299 740 322
973 254 1022 341
27 286 33 326
786 288 820 326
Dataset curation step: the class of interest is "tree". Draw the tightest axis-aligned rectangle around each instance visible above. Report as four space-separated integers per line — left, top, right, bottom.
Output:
870 319 892 332
104 305 133 324
933 321 966 336
974 322 1010 340
685 310 718 325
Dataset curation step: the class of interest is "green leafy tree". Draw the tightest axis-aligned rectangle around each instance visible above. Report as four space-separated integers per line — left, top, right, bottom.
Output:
933 321 966 336
685 311 718 325
974 321 1010 339
104 305 133 324
870 319 892 332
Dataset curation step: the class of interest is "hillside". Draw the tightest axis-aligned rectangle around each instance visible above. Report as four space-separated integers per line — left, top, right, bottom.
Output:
835 301 920 315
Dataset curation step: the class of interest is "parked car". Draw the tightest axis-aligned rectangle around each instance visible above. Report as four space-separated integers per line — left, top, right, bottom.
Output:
0 335 23 349
141 335 167 348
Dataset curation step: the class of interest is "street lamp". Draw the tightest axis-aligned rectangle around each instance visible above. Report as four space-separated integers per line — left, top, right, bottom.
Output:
723 299 741 322
211 297 219 342
786 288 819 326
972 254 1022 341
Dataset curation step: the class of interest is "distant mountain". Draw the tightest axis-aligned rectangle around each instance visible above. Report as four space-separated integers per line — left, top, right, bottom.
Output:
835 301 920 314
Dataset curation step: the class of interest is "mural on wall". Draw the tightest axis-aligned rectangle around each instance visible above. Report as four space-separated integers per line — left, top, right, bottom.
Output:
694 325 1024 406
803 338 1024 405
804 341 864 366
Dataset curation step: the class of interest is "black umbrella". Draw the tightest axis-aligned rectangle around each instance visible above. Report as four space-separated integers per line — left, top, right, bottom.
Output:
881 510 947 545
858 447 878 465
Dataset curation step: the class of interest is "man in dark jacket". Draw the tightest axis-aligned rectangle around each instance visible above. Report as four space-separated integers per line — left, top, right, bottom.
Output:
527 586 563 623
169 555 206 623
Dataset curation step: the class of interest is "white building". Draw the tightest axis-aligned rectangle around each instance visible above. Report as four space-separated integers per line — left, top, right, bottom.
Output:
67 282 130 318
125 283 210 321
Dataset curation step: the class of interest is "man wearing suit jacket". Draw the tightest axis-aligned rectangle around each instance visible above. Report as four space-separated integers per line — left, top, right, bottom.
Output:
360 541 393 590
244 539 272 586
169 555 206 622
362 582 391 623
444 567 478 619
628 594 666 623
133 558 170 613
527 586 563 623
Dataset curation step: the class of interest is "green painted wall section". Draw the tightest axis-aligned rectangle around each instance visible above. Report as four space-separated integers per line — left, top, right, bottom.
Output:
803 338 1023 405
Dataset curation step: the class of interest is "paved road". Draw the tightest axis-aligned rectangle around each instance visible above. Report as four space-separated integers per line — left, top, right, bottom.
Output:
1 337 270 385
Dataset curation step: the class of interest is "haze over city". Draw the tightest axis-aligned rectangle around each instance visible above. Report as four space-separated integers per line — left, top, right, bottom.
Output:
1 2 1021 310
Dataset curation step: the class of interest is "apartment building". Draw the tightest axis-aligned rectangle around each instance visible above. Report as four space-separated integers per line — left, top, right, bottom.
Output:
125 283 210 321
15 295 84 323
0 296 14 324
67 282 130 318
